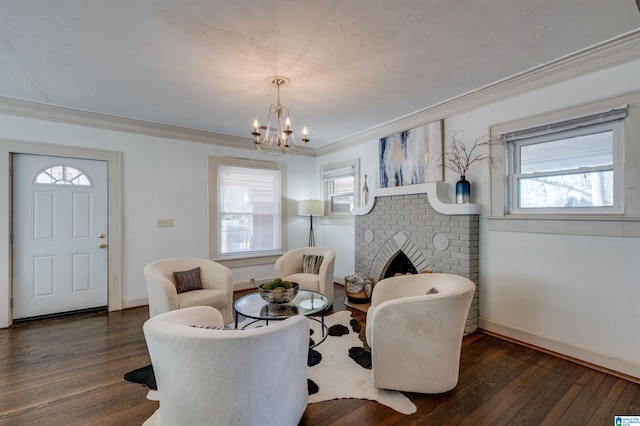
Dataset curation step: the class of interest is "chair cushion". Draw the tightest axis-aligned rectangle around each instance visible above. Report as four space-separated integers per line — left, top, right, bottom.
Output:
301 255 324 274
173 267 203 293
178 289 228 310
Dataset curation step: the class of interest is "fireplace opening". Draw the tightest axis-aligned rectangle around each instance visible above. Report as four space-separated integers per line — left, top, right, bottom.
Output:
382 252 418 279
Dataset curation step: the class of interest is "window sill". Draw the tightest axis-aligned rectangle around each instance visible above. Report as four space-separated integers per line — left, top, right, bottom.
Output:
321 214 356 220
488 215 640 237
213 254 282 268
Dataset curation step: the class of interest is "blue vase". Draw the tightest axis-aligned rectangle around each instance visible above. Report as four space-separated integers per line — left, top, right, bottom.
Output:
456 176 470 204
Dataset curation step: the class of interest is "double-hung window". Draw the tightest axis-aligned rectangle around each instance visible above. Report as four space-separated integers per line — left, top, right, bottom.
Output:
504 107 626 215
321 161 359 216
210 157 285 262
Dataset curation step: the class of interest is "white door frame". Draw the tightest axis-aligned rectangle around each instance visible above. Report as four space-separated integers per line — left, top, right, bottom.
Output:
0 139 123 328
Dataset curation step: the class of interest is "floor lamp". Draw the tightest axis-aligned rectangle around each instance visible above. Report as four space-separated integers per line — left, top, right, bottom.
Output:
298 200 324 247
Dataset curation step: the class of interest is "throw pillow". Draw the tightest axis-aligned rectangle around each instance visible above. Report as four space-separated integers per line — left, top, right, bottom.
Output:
302 255 324 274
173 267 203 293
426 287 438 295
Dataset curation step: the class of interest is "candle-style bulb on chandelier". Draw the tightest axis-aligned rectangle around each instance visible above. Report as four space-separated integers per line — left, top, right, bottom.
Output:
251 77 309 155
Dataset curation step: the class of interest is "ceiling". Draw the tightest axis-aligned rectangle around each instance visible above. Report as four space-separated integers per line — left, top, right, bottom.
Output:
1 1 639 150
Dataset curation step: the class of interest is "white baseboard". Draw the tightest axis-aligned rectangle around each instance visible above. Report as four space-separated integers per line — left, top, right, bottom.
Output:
479 317 640 381
234 279 271 292
234 282 255 291
121 298 148 309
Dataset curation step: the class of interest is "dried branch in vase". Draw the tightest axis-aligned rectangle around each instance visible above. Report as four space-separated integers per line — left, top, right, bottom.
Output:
439 131 500 176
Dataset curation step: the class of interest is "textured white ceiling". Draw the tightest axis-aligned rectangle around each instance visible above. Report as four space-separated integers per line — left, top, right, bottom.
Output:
1 0 639 148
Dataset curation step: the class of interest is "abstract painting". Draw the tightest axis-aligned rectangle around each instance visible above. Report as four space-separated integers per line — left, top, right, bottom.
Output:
379 120 443 188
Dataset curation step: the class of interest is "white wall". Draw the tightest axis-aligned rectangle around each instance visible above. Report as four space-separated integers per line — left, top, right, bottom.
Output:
2 50 639 379
0 114 318 315
316 58 640 378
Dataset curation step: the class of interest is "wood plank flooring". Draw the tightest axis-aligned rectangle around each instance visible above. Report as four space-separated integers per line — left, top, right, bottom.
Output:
1 284 639 425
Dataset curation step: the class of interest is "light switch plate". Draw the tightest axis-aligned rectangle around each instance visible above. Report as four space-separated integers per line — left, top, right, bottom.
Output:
157 218 174 227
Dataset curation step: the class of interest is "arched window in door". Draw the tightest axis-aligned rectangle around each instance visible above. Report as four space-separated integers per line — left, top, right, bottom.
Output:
33 165 92 186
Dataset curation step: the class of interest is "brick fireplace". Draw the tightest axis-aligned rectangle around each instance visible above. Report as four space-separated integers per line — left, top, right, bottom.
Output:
353 183 479 334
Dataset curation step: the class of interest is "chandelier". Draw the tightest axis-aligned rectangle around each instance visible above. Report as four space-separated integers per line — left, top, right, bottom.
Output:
251 77 309 154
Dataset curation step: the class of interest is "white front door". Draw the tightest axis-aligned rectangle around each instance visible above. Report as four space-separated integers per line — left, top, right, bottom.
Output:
12 154 109 319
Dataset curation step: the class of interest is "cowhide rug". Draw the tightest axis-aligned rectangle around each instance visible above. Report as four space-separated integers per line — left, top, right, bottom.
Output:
306 310 416 414
126 311 416 423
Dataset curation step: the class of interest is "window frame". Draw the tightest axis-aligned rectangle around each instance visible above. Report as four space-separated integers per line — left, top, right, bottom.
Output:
320 159 360 217
489 94 640 238
209 156 287 267
507 121 624 215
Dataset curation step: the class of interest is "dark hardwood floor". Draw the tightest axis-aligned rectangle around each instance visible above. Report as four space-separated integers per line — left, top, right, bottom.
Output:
1 284 639 425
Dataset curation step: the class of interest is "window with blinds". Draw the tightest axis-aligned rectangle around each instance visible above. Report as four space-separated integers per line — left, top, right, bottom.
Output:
502 107 626 214
217 163 281 255
321 161 358 216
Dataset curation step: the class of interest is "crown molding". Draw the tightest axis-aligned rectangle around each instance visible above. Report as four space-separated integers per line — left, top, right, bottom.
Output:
317 29 640 156
1 29 638 159
0 96 317 157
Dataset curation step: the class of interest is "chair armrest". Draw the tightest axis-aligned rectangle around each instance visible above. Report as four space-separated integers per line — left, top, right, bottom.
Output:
275 252 301 278
199 262 233 293
145 271 179 317
153 305 225 328
370 275 456 306
370 278 412 306
316 252 335 302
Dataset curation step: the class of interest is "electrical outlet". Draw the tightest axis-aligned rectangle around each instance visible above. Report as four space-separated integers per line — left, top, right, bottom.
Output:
157 218 174 227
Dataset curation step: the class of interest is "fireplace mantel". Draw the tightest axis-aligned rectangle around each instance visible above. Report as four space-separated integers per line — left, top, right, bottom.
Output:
353 182 480 216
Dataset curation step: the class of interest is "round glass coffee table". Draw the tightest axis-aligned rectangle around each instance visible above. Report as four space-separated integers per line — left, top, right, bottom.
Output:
234 289 329 347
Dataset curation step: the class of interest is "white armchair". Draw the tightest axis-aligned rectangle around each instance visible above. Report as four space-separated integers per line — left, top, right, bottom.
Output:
143 306 309 426
144 257 234 324
275 247 336 305
365 273 475 394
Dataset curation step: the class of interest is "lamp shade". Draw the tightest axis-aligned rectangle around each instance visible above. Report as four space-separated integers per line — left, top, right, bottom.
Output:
298 199 324 216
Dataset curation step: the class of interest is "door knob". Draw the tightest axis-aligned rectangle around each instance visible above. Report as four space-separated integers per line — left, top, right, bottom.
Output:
98 233 106 238
99 243 107 249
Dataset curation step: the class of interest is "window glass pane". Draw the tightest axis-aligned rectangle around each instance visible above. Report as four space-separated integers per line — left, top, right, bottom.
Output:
219 165 280 254
520 131 613 174
332 176 353 195
331 194 353 212
328 176 354 213
518 170 614 208
34 165 91 186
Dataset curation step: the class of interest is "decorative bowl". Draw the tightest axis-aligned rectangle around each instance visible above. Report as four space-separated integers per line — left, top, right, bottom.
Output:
259 281 299 304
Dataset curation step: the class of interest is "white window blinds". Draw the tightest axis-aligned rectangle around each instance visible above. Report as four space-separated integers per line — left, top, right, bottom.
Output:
501 107 627 143
321 165 355 181
218 164 281 255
